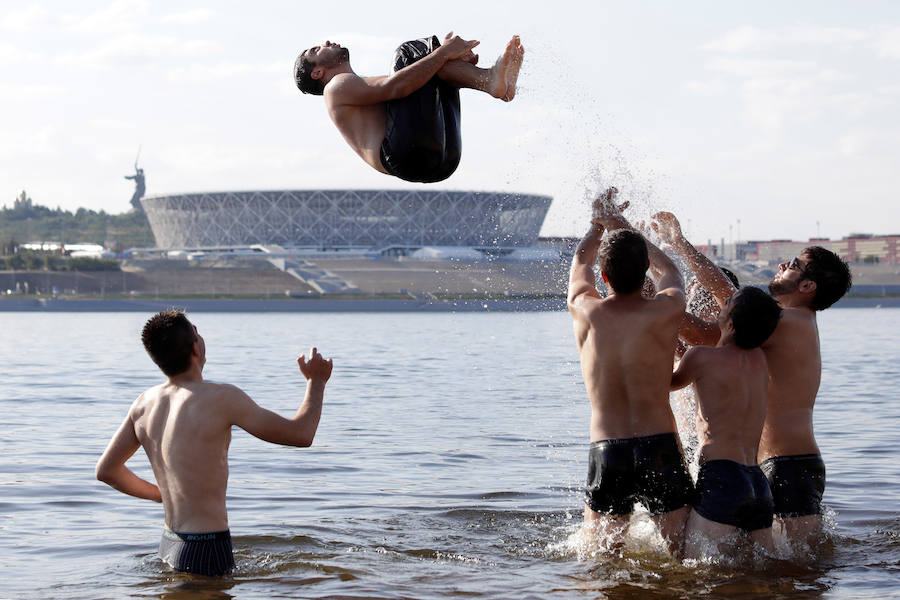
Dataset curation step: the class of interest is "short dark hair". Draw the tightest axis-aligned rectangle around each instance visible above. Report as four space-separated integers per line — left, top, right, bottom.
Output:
598 229 649 294
719 266 740 289
141 309 197 376
294 52 324 95
801 246 852 310
728 287 782 349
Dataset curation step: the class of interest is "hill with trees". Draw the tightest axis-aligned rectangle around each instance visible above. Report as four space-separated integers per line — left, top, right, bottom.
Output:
1 190 155 252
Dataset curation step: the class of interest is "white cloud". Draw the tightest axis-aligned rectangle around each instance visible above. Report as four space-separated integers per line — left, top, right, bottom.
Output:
706 57 820 78
55 33 220 69
0 82 65 102
0 124 61 161
0 42 33 67
160 9 215 25
869 25 900 60
682 80 728 96
71 0 149 35
701 24 868 54
164 59 282 85
1 1 155 36
0 5 70 31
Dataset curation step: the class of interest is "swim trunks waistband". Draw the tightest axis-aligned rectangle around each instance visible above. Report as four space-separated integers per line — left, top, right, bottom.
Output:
160 528 234 576
759 453 825 518
590 431 679 448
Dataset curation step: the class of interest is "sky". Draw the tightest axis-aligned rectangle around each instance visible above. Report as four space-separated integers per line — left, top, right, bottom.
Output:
2 0 899 244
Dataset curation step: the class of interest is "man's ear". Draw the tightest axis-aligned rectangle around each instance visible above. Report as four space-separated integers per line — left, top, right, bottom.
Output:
311 66 325 81
799 279 817 295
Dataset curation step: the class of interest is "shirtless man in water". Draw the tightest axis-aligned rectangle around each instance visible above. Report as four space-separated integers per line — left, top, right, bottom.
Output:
671 286 782 558
294 32 524 183
568 189 692 553
96 309 333 576
654 211 852 548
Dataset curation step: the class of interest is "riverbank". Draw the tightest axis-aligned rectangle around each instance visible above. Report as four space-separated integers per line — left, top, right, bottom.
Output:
0 296 568 312
1 294 897 312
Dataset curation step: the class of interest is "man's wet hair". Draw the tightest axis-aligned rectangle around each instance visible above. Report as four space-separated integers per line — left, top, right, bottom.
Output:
802 246 853 311
728 287 782 349
719 266 740 289
598 229 649 294
294 52 324 96
141 309 197 376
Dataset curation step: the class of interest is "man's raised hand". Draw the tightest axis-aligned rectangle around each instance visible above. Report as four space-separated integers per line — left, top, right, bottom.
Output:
591 187 630 229
651 211 686 247
298 347 333 383
441 32 480 60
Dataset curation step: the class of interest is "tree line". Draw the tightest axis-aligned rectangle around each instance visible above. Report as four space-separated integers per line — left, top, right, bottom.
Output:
1 191 154 251
1 191 155 271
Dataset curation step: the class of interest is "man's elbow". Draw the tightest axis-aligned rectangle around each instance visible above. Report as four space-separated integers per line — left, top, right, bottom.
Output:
95 462 115 485
293 435 314 448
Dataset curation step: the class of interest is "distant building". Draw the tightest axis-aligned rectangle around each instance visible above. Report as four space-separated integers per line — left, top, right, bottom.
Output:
22 242 111 258
718 235 899 264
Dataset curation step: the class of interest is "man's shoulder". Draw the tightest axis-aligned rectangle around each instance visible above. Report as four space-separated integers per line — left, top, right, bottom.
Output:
769 306 817 341
196 380 245 399
652 287 687 310
324 72 383 105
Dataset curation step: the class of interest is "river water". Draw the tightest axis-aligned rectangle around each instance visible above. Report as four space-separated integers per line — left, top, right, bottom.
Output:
1 308 898 599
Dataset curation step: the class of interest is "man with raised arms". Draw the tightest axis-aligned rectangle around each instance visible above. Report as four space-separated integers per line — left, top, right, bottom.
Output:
96 309 333 576
653 211 852 547
568 188 692 553
671 287 782 558
294 33 524 183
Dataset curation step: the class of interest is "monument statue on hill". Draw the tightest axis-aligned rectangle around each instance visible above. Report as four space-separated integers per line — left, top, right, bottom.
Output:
125 148 146 211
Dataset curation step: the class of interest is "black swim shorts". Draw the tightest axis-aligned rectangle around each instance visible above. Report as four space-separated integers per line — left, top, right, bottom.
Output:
692 459 774 531
379 35 462 183
159 529 235 576
759 453 826 518
584 432 693 516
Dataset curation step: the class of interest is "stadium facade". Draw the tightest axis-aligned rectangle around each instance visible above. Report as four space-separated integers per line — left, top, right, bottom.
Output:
141 189 552 251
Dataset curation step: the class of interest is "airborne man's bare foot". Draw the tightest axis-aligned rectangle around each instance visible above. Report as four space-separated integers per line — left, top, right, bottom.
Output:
502 36 524 102
485 35 524 101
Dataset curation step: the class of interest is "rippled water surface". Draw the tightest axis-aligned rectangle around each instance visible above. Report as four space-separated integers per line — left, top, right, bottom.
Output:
1 309 898 599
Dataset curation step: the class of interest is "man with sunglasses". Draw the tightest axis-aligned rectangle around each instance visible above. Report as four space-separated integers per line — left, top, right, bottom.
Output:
756 249 851 545
654 212 852 550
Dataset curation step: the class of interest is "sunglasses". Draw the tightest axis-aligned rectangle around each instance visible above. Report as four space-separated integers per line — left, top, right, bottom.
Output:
787 257 809 276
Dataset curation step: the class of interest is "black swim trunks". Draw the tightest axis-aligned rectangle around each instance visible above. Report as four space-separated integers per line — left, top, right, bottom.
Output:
584 432 693 515
759 453 826 518
692 459 774 531
159 529 235 576
379 35 462 183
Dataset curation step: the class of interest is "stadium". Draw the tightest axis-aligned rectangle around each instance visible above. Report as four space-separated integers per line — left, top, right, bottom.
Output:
135 189 567 297
141 189 552 253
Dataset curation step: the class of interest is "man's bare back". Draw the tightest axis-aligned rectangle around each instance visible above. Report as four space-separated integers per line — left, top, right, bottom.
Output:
296 34 523 179
669 286 782 557
575 292 685 441
568 190 691 552
674 344 770 465
131 381 249 532
570 193 685 441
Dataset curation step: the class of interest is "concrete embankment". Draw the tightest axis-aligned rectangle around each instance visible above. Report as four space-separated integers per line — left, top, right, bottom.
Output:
0 297 568 312
1 294 897 312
